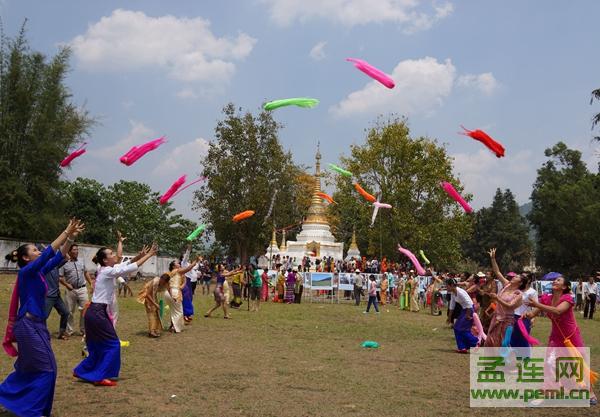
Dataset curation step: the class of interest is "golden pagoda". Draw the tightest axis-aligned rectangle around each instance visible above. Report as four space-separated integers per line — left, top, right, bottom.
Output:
281 144 343 261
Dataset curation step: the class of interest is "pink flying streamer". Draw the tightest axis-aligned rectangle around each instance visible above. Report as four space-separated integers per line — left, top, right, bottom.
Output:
473 312 487 343
3 278 19 357
120 136 166 166
346 58 395 89
60 143 87 167
159 175 187 205
171 176 207 198
373 201 392 209
516 317 540 346
397 244 426 276
441 181 473 214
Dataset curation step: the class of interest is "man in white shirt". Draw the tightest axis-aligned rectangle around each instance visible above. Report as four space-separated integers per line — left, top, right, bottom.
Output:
583 276 598 319
446 278 478 353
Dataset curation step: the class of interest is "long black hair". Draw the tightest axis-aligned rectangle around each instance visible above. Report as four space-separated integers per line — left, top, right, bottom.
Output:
16 244 33 268
92 247 110 266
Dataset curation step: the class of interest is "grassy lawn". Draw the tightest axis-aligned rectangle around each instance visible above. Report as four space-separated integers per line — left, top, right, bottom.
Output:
0 277 597 417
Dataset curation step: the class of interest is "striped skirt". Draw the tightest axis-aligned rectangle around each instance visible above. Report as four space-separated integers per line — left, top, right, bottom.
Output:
74 303 121 382
0 315 56 417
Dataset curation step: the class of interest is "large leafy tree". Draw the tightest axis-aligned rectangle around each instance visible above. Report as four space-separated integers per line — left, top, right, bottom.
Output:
462 188 532 271
328 117 472 269
0 24 93 239
194 103 310 262
529 142 600 276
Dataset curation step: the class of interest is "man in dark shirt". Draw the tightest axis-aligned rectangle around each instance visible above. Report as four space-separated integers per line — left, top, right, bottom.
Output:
44 260 70 339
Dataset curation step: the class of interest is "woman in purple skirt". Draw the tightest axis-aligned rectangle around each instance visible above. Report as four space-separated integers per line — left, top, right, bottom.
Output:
73 243 156 387
0 219 84 417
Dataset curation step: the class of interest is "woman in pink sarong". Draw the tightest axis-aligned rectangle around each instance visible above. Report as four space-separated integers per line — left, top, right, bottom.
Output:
527 274 597 405
261 270 269 302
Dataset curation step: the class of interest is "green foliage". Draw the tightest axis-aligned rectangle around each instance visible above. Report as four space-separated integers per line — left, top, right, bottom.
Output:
0 23 93 239
194 103 309 261
462 188 532 271
328 117 472 269
529 142 600 276
62 178 200 256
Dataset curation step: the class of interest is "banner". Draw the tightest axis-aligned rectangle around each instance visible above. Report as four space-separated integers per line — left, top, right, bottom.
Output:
310 273 333 290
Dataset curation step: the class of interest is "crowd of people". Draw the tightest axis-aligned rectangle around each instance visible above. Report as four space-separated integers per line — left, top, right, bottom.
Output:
1 220 598 416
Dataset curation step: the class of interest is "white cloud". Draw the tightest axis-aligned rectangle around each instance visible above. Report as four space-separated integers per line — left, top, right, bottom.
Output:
451 149 535 208
176 89 199 100
331 57 500 118
153 138 209 177
457 73 499 96
70 9 256 84
309 41 327 61
93 120 155 160
331 57 456 117
262 0 453 32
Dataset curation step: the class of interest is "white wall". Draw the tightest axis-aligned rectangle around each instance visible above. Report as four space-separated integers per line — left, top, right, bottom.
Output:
0 237 174 277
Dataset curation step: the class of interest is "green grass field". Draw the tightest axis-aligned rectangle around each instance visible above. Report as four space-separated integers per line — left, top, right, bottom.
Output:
0 278 597 417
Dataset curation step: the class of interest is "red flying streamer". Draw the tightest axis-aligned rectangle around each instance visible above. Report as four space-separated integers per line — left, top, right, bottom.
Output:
120 136 166 166
459 126 505 158
60 143 87 167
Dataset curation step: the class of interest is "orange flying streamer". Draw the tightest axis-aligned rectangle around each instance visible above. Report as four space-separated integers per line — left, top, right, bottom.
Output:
316 192 336 204
354 183 376 203
232 210 255 223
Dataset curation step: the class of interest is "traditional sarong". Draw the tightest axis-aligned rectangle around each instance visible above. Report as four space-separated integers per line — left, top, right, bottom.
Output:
454 307 479 350
164 289 184 332
484 316 514 347
0 315 56 417
231 282 242 307
182 277 194 318
285 280 294 303
74 303 120 382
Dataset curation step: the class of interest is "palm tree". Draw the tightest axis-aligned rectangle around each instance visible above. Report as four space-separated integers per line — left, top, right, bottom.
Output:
591 88 600 141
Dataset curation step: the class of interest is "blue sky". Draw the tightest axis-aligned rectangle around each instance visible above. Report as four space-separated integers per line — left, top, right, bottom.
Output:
3 1 599 220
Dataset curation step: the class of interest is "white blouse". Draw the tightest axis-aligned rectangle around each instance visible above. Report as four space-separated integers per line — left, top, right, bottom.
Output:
93 262 139 304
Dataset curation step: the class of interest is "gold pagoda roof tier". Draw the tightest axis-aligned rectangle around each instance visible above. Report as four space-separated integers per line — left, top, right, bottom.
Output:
304 143 330 225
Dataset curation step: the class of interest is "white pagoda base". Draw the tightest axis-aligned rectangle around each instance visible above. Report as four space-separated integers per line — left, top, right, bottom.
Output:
284 223 343 261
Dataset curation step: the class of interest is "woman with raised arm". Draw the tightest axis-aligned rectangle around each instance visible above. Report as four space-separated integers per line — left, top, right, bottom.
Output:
484 248 523 347
163 256 199 333
0 219 84 417
525 274 597 405
73 243 157 387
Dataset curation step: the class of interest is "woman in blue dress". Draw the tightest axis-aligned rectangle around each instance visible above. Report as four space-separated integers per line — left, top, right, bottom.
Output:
73 243 157 387
0 219 85 417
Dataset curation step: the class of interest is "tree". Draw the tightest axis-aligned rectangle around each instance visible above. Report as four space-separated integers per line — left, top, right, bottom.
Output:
194 103 309 262
529 142 600 276
62 178 113 245
462 188 532 271
108 180 199 256
328 117 472 269
0 23 93 239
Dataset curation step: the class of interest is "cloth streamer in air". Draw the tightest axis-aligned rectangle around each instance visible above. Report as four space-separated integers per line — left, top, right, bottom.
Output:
262 190 279 225
361 341 380 348
120 136 166 166
263 98 319 111
232 210 255 223
459 126 505 158
354 183 376 203
419 250 430 265
316 192 336 205
441 181 473 214
159 175 187 205
473 313 487 343
186 224 206 241
60 143 87 167
328 163 353 177
2 278 19 357
516 317 539 346
346 58 395 89
370 201 392 226
171 176 207 199
500 325 513 358
397 244 426 276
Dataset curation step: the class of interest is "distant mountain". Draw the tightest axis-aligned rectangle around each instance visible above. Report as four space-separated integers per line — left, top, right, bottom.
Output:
519 202 536 246
519 202 532 217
